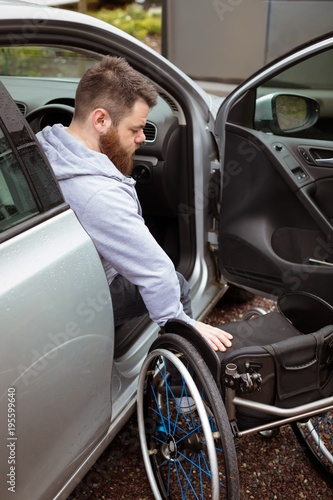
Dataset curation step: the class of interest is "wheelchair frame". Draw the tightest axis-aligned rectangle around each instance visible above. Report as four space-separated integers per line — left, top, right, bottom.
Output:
137 297 333 499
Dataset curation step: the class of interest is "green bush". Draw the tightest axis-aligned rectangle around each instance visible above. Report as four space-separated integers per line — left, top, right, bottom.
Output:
89 4 161 42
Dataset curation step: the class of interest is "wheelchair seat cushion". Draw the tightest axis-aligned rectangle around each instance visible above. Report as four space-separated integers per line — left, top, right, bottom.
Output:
219 311 301 353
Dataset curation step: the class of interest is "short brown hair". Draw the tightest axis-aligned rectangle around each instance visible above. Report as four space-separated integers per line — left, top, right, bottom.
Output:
74 56 158 125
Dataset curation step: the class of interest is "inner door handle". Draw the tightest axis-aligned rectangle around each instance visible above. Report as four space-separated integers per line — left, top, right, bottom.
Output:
314 157 333 166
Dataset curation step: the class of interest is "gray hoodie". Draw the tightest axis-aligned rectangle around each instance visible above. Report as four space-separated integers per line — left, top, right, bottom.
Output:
37 124 194 327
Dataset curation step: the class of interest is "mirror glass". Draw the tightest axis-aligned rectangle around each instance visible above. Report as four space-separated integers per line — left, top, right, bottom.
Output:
275 95 308 131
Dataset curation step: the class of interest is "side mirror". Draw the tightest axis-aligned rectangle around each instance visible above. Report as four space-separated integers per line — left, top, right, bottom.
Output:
255 93 320 134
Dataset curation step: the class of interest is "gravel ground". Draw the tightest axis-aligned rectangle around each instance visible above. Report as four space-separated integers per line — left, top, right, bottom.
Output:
70 294 333 499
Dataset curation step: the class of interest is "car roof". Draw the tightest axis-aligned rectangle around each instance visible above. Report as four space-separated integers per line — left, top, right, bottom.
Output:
0 0 171 60
0 0 128 32
17 0 80 5
0 0 76 4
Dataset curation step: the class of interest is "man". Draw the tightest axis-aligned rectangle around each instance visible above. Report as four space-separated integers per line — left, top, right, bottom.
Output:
37 56 232 352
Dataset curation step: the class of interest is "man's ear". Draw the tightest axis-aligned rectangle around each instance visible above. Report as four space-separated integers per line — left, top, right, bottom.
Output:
92 108 112 132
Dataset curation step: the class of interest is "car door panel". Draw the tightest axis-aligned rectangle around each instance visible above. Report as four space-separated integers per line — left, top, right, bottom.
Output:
216 38 333 304
0 212 114 500
218 123 333 303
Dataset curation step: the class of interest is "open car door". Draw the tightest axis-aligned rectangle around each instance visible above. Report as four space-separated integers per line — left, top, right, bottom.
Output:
216 33 333 304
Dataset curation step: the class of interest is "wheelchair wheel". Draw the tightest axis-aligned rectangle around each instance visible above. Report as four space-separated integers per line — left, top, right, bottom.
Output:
292 411 333 485
137 334 239 499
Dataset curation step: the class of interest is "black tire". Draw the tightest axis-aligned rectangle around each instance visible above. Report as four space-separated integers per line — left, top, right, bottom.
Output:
137 334 239 499
292 411 333 485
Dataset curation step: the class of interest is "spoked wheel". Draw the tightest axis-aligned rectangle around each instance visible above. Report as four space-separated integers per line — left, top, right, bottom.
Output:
292 411 333 485
137 334 239 499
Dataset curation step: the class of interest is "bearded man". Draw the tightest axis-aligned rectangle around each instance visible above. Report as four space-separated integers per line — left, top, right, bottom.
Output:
37 56 232 352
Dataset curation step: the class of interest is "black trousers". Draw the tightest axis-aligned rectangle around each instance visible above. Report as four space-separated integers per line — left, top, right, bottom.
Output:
109 272 193 327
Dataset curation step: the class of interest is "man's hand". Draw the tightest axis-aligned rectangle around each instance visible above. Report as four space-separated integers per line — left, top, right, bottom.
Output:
194 321 233 352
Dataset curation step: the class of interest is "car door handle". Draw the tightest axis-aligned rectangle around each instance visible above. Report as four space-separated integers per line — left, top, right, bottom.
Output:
314 157 333 166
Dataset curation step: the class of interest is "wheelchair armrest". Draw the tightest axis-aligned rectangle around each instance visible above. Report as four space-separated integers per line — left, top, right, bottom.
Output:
163 319 222 385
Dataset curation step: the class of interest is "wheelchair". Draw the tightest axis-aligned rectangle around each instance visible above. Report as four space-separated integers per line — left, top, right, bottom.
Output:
136 292 333 499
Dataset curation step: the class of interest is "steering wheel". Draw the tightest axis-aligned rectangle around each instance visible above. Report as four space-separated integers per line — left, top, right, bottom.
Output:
25 104 74 133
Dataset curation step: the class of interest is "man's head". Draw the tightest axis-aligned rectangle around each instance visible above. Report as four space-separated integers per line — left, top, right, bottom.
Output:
70 56 158 175
74 55 157 125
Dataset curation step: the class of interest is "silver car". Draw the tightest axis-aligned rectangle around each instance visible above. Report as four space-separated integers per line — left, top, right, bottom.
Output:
1 1 333 498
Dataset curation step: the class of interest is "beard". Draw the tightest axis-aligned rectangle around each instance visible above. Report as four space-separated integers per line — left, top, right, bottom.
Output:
99 127 135 177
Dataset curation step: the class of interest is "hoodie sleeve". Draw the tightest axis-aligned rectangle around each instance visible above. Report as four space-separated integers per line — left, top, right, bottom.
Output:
75 179 194 327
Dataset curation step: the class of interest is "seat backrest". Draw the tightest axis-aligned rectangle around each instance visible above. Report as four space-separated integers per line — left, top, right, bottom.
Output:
278 291 333 334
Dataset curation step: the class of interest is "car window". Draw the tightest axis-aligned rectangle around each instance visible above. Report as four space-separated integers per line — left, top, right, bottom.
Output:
261 49 333 91
0 125 38 232
0 46 97 78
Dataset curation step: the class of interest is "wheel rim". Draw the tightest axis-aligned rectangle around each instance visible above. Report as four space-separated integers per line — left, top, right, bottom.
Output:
138 343 239 499
293 411 333 484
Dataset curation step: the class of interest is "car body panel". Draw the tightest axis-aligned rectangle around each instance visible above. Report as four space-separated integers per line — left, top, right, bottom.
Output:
0 66 114 498
0 212 114 500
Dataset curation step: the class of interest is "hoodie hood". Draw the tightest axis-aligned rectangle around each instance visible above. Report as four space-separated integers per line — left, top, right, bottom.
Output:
37 123 135 186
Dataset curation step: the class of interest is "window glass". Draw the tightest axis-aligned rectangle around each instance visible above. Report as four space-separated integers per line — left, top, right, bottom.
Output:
0 127 39 233
261 50 333 91
0 46 98 78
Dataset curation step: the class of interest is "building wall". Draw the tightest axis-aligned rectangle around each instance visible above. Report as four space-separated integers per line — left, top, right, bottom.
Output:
162 0 333 84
